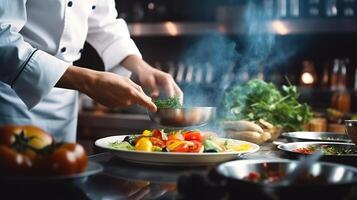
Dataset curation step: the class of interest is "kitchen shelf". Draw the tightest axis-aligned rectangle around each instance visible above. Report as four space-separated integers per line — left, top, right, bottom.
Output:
128 19 357 36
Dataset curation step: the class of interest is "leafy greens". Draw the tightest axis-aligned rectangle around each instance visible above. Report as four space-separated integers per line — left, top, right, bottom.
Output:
153 97 182 109
223 79 312 131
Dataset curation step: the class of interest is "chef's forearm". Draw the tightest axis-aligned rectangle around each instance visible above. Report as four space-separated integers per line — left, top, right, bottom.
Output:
56 65 97 93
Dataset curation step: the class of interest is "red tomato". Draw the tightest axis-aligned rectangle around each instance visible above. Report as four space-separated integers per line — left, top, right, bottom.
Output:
152 129 162 139
0 125 21 146
22 125 53 149
167 131 184 141
48 143 88 175
149 137 165 148
0 124 53 150
188 140 203 153
183 131 204 142
0 146 33 176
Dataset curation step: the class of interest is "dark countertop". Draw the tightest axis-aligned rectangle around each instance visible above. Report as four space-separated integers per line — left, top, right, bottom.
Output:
4 142 357 200
1 142 282 200
79 143 285 200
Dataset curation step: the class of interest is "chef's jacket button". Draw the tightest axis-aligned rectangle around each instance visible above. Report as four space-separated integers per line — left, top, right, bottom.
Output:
67 1 73 7
61 47 66 53
92 5 96 10
79 49 83 53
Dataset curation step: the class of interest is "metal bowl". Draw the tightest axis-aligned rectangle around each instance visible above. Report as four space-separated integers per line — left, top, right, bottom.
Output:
148 107 216 127
214 159 357 200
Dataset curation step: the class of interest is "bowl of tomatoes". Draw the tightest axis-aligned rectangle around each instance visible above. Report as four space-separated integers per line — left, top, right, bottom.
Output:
0 124 102 181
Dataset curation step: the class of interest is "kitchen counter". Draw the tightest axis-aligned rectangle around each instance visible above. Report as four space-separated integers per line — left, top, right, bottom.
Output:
56 143 287 200
4 142 357 200
82 143 284 200
2 142 282 200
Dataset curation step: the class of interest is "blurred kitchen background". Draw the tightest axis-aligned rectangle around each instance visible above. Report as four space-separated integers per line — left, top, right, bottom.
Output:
75 0 357 153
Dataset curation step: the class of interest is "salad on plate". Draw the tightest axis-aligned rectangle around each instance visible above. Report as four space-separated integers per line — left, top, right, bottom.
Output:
108 129 253 153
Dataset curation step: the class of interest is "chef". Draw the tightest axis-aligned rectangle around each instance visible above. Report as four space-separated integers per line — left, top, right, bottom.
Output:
0 0 183 141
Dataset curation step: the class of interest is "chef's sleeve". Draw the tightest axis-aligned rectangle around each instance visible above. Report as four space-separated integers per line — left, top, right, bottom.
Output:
0 0 70 109
86 0 142 73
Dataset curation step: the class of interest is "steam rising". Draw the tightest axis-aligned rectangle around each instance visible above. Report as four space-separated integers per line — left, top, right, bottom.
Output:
239 2 276 79
180 34 239 107
179 2 297 132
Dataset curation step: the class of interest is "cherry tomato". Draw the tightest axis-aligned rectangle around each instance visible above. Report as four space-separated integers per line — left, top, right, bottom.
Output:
0 146 32 176
149 137 165 148
152 129 163 139
188 140 203 153
183 131 204 142
48 143 88 175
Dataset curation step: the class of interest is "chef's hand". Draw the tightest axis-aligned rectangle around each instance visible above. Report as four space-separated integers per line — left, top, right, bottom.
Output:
56 66 157 112
121 55 183 103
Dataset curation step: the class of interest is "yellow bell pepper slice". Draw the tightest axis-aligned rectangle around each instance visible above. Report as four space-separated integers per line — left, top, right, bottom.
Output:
142 130 152 136
135 137 153 152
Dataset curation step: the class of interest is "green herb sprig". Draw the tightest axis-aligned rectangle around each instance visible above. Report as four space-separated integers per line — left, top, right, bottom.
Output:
153 97 182 109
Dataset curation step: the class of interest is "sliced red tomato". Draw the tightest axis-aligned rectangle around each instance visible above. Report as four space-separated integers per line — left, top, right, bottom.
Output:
167 131 184 141
183 131 204 142
149 137 165 148
152 129 163 140
188 140 203 153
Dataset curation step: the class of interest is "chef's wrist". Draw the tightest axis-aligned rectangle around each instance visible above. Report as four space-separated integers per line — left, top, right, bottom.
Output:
56 65 97 94
120 55 149 75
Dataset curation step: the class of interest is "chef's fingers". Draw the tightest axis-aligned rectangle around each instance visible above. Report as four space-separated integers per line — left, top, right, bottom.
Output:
123 79 157 111
127 78 145 94
147 76 160 98
162 78 175 98
131 89 157 112
173 82 184 104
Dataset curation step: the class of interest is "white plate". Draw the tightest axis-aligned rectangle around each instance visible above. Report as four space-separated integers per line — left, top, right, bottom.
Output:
95 135 260 166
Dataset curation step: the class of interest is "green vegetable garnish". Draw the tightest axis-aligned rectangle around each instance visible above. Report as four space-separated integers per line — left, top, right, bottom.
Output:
109 141 135 150
223 79 312 131
203 139 223 153
153 97 182 109
123 135 137 146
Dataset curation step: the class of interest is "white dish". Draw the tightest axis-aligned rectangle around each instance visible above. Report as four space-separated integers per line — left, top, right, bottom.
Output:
95 135 260 166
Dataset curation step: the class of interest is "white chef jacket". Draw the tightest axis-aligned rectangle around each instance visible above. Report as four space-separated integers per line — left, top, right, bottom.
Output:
0 0 141 141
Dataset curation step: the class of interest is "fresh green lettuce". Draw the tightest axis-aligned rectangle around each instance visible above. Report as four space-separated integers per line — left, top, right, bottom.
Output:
224 79 312 131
